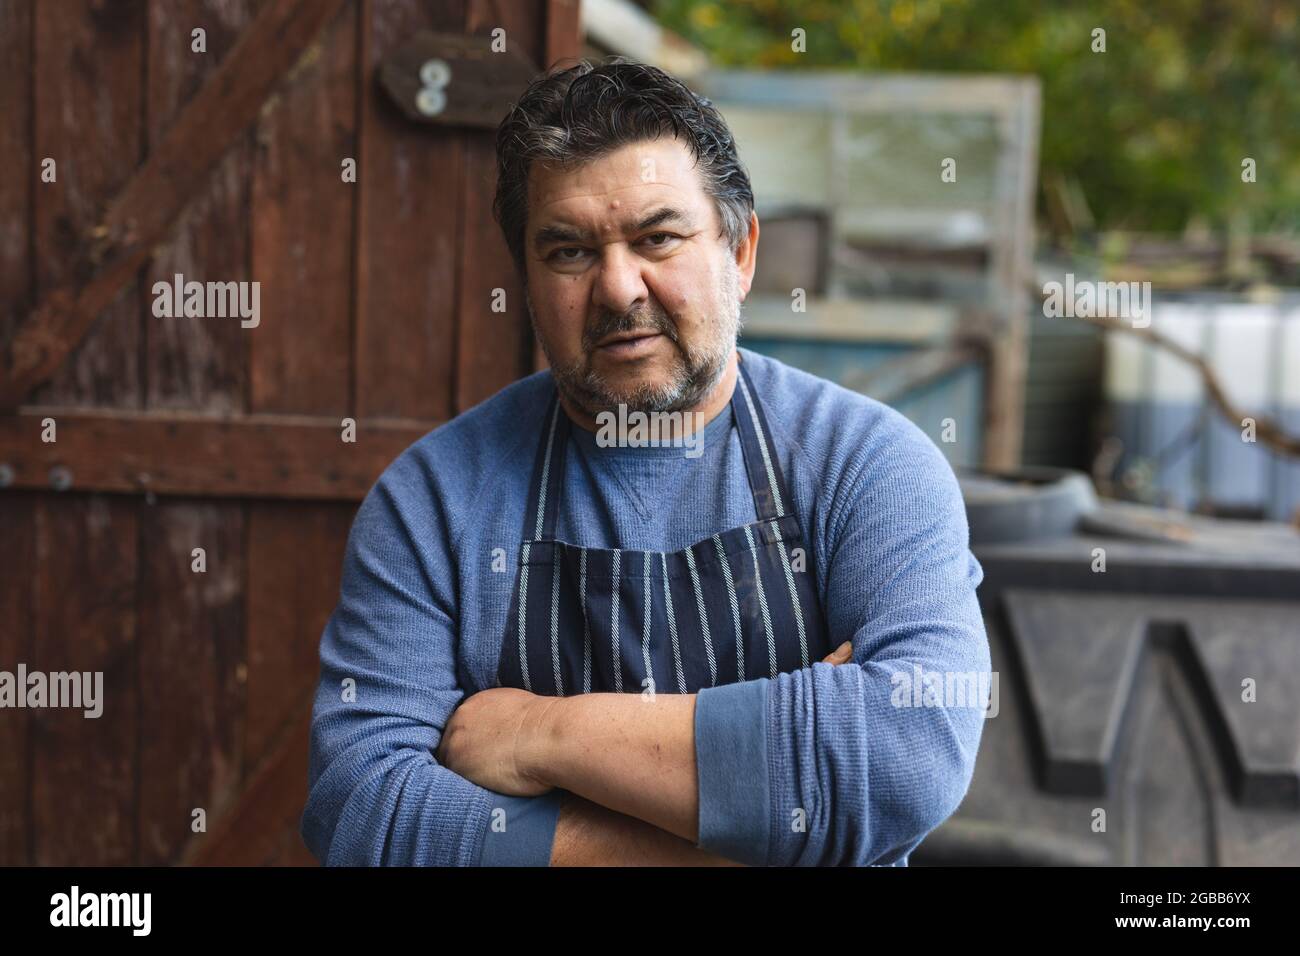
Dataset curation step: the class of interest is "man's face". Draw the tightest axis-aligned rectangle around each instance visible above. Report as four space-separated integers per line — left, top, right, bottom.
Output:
524 137 753 417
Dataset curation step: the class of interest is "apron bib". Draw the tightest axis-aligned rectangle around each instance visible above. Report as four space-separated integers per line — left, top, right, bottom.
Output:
496 361 832 696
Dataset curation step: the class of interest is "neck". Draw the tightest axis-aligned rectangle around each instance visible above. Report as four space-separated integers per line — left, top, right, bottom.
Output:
558 349 740 437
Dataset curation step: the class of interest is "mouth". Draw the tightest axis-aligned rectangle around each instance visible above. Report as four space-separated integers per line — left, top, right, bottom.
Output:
593 330 664 359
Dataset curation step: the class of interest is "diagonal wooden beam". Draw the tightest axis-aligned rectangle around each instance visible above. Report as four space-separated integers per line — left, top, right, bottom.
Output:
0 0 349 410
181 698 316 866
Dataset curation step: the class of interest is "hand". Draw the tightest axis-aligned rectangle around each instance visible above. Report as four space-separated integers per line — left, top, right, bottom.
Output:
435 687 558 797
822 640 853 665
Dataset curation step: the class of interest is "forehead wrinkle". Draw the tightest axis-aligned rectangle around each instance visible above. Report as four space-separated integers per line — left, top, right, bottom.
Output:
531 177 686 214
532 202 699 251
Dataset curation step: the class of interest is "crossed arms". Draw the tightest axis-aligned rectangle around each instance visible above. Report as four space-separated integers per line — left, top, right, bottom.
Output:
300 412 989 867
433 640 854 865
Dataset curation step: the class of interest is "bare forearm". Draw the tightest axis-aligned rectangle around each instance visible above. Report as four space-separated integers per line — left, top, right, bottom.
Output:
526 692 699 842
549 792 740 866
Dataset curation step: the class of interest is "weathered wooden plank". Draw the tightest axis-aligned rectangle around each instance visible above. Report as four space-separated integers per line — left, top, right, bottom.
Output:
137 499 245 865
146 0 254 414
0 0 348 409
0 0 33 344
695 70 1044 114
242 0 357 857
0 0 36 864
981 82 1040 469
0 494 35 865
0 408 431 500
31 495 138 865
248 0 355 416
453 0 544 412
740 294 959 342
28 0 143 866
544 0 581 69
245 0 365 836
354 0 465 420
241 501 350 866
452 222 530 406
136 0 255 868
244 501 352 772
30 0 145 408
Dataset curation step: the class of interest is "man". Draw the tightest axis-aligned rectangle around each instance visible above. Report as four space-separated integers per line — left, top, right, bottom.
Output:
300 59 990 867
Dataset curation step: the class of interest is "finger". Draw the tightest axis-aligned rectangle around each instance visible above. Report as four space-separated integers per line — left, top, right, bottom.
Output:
822 640 852 664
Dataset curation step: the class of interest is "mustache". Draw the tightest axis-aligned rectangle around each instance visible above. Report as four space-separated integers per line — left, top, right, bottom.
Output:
582 304 678 352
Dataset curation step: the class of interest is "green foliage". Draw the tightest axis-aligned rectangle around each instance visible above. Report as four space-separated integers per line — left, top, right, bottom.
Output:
654 0 1300 233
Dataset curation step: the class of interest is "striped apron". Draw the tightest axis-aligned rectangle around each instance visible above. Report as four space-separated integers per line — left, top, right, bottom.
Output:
496 361 832 696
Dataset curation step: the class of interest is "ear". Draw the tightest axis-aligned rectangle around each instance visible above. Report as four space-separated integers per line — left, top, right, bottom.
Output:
733 211 760 302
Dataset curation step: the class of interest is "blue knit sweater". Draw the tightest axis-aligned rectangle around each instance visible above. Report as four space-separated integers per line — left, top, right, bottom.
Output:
300 347 990 866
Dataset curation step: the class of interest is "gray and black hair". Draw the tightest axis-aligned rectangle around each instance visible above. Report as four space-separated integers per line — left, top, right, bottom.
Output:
493 57 754 275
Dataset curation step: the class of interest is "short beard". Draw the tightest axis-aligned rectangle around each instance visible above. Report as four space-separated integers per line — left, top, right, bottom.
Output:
532 261 742 419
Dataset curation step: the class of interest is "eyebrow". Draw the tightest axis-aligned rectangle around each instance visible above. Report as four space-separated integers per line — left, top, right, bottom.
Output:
531 206 696 252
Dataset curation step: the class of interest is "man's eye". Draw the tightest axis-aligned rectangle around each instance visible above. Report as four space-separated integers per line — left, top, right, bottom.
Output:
551 247 586 262
643 232 675 246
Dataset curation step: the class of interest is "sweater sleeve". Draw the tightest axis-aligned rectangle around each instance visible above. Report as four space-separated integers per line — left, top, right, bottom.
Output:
299 459 561 866
695 411 990 866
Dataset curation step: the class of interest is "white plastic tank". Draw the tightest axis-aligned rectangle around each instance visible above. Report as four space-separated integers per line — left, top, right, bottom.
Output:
1103 294 1300 521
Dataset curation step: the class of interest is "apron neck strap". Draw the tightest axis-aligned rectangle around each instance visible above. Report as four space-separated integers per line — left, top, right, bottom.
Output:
730 358 789 523
526 393 570 543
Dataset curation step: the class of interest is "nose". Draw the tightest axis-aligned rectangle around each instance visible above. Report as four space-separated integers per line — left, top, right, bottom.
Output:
590 242 649 317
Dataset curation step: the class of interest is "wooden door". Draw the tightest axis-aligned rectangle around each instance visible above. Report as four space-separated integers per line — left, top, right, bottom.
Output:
0 0 580 866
